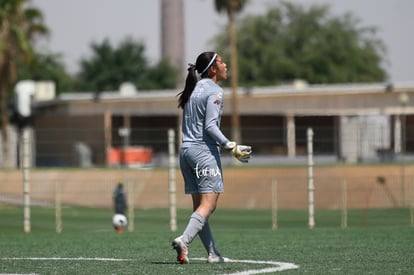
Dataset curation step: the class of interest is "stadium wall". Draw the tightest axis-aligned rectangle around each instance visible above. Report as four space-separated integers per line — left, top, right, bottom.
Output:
1 165 412 210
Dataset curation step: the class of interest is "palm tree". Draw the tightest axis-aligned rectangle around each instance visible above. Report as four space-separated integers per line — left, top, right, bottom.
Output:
214 0 247 144
0 0 48 167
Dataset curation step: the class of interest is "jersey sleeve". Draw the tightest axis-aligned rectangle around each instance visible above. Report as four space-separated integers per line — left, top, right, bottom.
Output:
204 93 229 146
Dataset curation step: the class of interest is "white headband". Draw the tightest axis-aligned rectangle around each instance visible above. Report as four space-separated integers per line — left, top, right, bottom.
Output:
200 53 217 75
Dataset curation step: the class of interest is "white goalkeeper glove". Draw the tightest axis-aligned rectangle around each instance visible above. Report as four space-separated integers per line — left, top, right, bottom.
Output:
231 145 252 163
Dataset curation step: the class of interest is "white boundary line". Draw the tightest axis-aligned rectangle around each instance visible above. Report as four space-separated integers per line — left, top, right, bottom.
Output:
192 257 299 274
1 257 299 274
0 257 132 262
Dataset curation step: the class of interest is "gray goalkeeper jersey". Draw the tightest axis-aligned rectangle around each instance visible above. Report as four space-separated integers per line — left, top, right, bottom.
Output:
181 78 229 150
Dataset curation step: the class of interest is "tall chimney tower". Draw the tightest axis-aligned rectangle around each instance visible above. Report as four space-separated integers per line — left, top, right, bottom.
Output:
161 0 185 85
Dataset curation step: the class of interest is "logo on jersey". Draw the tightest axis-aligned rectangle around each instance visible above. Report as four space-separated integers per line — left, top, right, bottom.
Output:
213 99 221 105
195 162 221 179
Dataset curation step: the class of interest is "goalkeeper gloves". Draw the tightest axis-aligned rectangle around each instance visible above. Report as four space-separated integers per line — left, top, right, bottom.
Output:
222 141 252 163
232 144 252 163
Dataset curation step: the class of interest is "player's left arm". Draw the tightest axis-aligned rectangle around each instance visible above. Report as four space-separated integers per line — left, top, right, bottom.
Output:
205 93 228 146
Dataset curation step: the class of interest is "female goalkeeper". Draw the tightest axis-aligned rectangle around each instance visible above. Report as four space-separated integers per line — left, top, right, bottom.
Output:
172 51 251 264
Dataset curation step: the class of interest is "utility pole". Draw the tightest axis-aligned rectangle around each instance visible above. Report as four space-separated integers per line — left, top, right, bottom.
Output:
228 10 241 143
160 0 185 86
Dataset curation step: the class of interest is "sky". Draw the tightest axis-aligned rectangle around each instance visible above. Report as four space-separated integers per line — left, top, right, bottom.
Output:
31 0 414 83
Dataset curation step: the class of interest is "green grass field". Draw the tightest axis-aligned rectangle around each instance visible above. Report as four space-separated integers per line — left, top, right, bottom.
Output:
0 207 413 274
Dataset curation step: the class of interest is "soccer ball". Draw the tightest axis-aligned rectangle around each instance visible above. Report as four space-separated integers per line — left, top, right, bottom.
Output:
112 214 128 233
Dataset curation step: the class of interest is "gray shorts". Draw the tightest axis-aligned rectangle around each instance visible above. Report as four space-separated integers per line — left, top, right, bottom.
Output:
179 146 224 194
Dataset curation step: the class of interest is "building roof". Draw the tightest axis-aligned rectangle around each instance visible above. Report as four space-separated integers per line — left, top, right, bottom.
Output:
33 81 414 117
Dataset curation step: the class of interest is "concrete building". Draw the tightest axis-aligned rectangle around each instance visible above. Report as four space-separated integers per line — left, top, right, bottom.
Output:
28 81 414 167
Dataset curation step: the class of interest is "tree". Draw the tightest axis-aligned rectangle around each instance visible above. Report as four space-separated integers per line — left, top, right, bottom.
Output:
138 58 178 90
0 0 48 167
75 37 177 92
214 0 248 144
18 52 76 93
214 1 387 86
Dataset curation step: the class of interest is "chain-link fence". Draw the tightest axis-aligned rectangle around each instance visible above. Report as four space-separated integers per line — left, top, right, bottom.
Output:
2 123 414 168
1 124 414 231
1 168 413 231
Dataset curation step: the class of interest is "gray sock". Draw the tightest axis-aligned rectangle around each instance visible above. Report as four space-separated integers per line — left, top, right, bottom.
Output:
199 221 217 255
182 212 205 245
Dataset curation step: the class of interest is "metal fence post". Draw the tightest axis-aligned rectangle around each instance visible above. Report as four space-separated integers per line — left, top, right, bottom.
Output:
168 129 177 232
307 128 315 229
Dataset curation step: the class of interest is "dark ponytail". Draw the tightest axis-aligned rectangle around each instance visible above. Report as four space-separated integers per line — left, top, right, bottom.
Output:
177 63 198 109
177 52 217 109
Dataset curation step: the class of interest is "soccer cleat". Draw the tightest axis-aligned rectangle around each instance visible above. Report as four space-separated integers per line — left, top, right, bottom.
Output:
207 252 225 263
172 236 189 264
